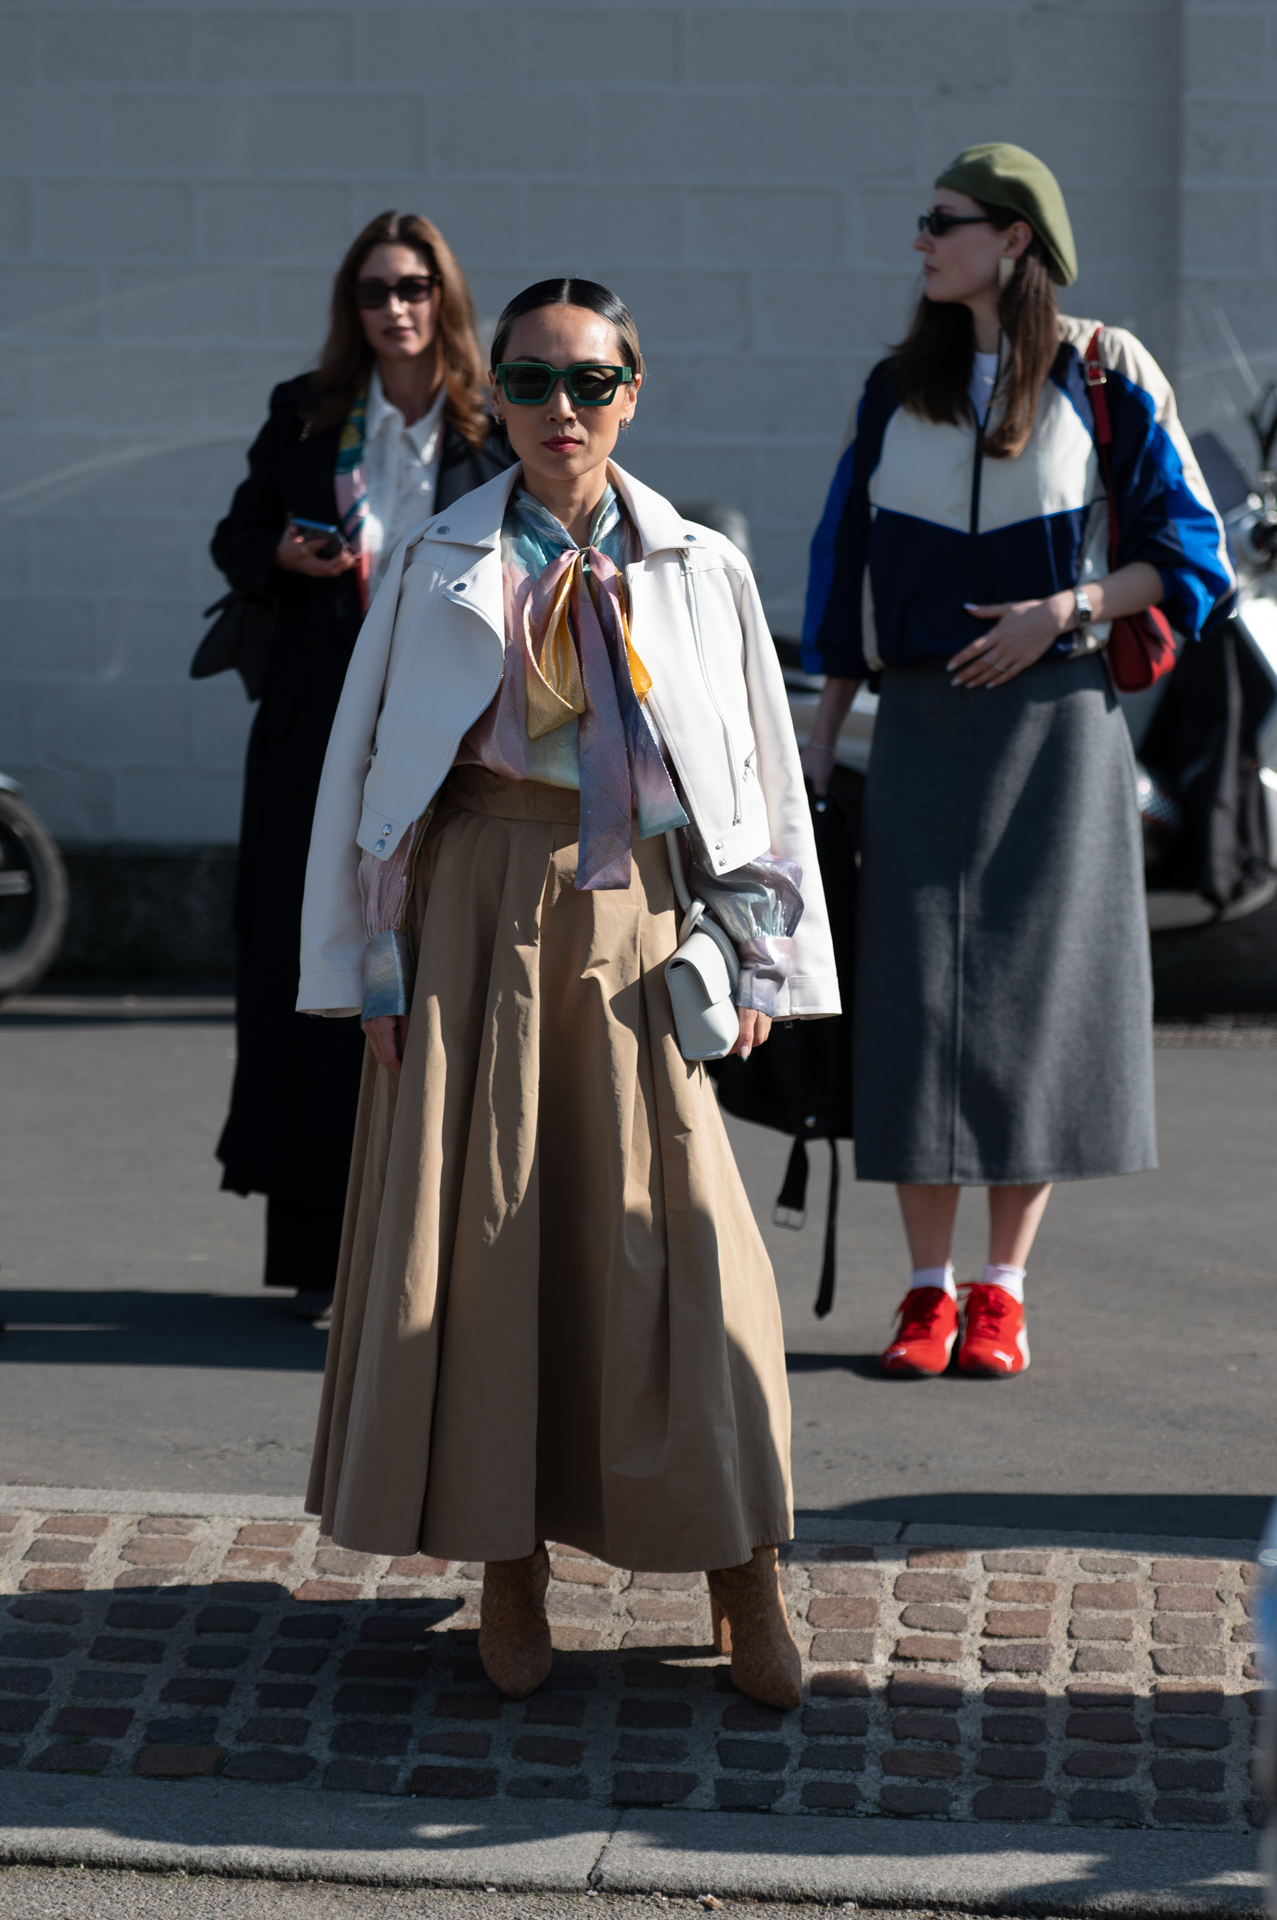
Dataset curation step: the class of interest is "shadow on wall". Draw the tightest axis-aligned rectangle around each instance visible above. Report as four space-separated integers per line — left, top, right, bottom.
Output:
1149 893 1277 1016
51 845 237 980
42 843 1277 1007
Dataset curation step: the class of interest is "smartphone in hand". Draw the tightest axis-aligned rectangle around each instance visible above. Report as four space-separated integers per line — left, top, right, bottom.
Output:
289 517 349 560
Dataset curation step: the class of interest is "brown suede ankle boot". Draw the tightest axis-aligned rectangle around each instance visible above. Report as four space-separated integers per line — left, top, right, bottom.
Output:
478 1542 552 1699
706 1545 801 1711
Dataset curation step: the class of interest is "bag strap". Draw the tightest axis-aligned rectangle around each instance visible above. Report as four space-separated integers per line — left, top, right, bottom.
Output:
665 826 704 942
1084 326 1121 572
664 828 740 982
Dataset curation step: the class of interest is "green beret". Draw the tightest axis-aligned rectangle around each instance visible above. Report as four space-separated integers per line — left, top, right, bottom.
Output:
934 142 1077 288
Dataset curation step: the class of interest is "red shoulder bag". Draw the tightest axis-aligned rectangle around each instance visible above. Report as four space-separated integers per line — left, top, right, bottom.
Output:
1083 327 1177 692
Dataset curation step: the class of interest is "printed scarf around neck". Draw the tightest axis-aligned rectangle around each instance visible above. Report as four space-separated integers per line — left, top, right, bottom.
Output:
506 485 687 889
333 379 372 611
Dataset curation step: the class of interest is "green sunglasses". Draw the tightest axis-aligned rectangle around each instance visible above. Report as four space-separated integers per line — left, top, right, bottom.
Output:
495 361 633 407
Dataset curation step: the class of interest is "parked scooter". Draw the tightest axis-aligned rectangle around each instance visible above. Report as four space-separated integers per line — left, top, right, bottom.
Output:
1133 389 1277 928
0 775 69 999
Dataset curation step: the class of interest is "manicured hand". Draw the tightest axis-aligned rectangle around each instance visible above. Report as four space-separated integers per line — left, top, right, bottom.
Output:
948 592 1073 687
362 1013 408 1074
732 1008 773 1060
275 524 358 578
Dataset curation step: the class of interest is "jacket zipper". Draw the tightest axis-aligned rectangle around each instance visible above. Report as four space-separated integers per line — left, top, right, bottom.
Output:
969 333 1001 539
680 550 742 826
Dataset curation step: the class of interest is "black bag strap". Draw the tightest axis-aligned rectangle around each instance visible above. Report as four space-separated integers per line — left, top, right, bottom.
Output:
772 1134 842 1319
773 1136 809 1228
813 1141 840 1320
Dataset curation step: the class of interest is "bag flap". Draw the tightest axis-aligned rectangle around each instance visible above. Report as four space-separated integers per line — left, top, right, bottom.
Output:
667 925 737 1005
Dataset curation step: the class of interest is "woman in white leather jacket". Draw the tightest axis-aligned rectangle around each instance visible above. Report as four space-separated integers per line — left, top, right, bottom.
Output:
298 278 837 1709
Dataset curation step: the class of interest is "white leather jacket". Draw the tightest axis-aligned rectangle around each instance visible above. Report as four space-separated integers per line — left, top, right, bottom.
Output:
297 459 839 1021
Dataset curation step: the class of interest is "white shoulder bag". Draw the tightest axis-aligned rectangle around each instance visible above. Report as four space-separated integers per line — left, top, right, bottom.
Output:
663 830 740 1061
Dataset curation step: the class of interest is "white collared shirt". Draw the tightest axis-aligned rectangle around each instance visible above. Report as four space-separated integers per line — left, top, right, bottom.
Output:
969 349 999 427
362 368 448 594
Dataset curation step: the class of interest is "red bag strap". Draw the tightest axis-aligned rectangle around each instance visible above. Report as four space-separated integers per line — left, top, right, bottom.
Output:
1084 326 1120 571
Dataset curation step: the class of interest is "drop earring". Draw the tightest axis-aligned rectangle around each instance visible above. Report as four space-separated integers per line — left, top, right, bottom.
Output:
997 255 1016 290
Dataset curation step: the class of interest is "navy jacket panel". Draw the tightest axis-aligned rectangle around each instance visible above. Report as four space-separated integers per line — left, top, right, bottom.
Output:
803 323 1234 682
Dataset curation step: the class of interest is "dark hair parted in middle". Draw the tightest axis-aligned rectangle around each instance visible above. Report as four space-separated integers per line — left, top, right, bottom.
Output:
490 279 643 383
891 204 1060 460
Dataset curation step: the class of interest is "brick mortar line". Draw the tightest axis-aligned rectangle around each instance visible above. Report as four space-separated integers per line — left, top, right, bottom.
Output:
0 1513 1264 1829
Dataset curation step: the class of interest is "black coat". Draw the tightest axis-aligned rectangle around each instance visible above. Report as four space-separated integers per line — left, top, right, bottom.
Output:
212 373 513 1206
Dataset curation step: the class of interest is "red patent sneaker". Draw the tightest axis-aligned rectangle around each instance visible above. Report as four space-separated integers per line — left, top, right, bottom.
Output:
881 1287 959 1377
957 1283 1030 1376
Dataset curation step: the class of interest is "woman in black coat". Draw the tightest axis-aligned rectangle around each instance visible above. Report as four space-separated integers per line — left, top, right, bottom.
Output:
211 210 513 1318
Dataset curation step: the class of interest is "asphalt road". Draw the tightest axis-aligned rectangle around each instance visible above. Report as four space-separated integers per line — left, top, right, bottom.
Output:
0 996 1273 1540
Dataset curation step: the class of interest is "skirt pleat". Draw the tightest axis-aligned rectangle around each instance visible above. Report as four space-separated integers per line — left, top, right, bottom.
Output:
307 767 792 1570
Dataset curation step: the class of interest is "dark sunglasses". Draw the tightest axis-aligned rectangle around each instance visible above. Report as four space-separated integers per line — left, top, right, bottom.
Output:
495 361 633 407
352 274 441 310
917 211 991 238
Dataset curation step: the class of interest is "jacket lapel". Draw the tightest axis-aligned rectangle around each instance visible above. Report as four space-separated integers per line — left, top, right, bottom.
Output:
417 462 522 647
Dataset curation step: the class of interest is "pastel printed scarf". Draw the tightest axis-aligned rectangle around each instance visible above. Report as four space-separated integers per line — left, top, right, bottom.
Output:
508 486 687 890
333 380 372 611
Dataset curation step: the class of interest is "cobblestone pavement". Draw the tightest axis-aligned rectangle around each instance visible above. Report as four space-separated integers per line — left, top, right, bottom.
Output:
0 1508 1266 1837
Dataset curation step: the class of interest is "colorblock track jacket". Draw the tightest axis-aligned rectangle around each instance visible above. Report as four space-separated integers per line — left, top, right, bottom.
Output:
802 318 1233 680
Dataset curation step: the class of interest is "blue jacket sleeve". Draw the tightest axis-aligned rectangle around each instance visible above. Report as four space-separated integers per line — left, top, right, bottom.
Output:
800 435 858 673
801 367 896 679
1103 339 1234 641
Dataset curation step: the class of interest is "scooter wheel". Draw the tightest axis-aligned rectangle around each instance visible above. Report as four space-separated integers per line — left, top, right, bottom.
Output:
0 789 70 999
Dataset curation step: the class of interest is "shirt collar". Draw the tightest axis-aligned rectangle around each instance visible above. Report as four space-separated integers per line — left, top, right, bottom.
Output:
366 367 448 457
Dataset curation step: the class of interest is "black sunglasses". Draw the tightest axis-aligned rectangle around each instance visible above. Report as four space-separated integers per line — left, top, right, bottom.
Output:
917 211 991 238
495 362 633 407
352 274 441 310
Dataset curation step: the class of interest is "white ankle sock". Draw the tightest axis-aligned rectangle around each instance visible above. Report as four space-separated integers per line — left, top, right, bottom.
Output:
982 1262 1026 1303
910 1263 956 1299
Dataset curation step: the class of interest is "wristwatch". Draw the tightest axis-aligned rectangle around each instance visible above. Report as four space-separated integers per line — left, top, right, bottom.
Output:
1055 586 1103 657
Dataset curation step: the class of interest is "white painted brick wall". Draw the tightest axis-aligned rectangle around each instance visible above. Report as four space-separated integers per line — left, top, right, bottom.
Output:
1175 0 1277 470
0 0 1255 846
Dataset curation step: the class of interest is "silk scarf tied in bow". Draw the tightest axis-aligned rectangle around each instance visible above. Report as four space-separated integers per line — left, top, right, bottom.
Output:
333 380 373 611
507 486 688 889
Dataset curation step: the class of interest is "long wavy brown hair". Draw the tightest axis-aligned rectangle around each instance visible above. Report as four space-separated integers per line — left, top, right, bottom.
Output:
306 211 490 447
891 202 1061 459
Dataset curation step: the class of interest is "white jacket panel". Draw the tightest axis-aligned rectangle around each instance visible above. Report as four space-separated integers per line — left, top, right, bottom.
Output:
298 460 839 1020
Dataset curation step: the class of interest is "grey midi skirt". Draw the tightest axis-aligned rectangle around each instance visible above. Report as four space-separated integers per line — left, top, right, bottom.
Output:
854 653 1157 1185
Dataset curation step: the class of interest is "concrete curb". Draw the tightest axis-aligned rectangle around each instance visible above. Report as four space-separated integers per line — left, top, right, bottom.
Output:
0 1775 1262 1911
0 1488 309 1520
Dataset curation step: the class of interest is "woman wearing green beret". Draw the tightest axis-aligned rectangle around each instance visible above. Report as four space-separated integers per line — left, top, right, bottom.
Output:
800 144 1232 1378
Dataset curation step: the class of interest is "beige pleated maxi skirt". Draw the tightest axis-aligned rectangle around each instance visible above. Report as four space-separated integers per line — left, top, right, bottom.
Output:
306 767 793 1572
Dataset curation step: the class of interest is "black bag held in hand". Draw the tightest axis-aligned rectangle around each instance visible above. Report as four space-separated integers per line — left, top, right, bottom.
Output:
711 764 860 1317
190 591 279 702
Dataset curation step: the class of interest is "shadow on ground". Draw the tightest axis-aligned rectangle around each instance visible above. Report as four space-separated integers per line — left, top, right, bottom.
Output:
795 1492 1269 1541
0 1585 1263 1858
0 1292 327 1374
